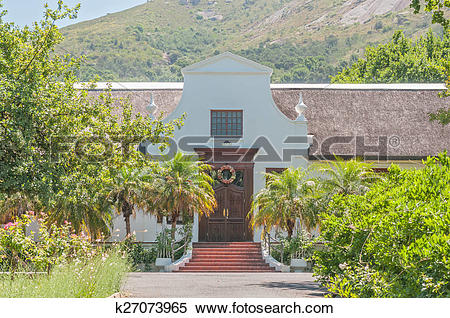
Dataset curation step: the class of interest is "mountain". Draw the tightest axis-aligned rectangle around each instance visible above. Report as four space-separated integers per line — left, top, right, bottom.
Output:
59 0 440 83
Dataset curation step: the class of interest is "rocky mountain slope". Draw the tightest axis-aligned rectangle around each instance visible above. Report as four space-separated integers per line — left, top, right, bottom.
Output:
59 0 438 82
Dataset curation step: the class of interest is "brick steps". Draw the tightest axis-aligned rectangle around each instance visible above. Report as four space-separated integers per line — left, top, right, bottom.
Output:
187 260 266 265
193 248 262 252
182 266 270 270
174 242 277 273
192 243 260 247
192 254 261 261
176 269 273 272
193 252 263 256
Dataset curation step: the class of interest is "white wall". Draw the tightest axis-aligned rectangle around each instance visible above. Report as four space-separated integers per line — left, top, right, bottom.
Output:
109 210 185 242
142 53 310 242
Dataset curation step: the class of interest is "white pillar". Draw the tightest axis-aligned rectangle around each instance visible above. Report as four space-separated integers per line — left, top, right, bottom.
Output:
253 226 262 242
192 212 199 242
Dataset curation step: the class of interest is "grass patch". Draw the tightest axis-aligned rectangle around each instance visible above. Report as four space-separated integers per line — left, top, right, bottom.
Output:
0 248 131 298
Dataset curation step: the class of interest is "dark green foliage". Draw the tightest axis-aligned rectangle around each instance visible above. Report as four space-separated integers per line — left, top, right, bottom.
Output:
429 106 450 125
270 233 314 265
332 29 449 84
121 237 157 271
332 28 450 126
375 21 384 30
313 152 450 297
410 0 449 28
0 1 184 237
237 42 342 83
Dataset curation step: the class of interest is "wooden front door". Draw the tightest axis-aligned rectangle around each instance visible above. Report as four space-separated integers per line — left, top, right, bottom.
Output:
199 164 253 242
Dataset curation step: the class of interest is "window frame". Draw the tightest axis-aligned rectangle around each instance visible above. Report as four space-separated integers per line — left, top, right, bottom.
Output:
210 110 243 138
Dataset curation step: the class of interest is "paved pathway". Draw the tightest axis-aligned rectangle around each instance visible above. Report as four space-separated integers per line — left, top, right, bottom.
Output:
122 273 325 298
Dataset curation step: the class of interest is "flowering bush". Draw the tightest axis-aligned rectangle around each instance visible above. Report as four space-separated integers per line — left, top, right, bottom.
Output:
0 214 131 297
3 222 18 230
0 213 96 272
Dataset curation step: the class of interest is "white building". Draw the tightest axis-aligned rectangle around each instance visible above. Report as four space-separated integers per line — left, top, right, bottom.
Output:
109 52 311 242
85 52 448 243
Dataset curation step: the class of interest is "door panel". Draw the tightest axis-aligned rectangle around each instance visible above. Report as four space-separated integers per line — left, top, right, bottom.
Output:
228 186 245 218
211 187 227 219
207 186 227 242
199 166 253 242
226 186 246 241
207 220 227 242
227 222 245 242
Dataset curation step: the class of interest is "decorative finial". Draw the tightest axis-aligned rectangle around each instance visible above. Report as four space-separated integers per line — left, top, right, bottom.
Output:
146 93 157 117
295 92 307 121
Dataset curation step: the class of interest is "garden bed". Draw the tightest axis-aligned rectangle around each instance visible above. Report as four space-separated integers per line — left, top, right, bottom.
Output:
0 249 130 298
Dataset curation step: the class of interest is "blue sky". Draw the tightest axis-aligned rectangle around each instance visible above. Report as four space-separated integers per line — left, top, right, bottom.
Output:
1 0 146 27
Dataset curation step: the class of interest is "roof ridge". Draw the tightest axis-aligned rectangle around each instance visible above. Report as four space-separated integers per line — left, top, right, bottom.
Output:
77 82 447 91
181 52 273 74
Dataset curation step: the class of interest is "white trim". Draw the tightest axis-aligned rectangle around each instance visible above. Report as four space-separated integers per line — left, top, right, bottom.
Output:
75 82 184 90
261 245 290 272
78 82 446 91
271 83 447 90
164 244 193 272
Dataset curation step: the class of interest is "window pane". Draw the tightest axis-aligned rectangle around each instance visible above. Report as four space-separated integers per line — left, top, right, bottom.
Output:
211 110 242 136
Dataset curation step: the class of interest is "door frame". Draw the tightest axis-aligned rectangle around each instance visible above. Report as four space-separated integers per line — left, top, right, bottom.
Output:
195 148 257 242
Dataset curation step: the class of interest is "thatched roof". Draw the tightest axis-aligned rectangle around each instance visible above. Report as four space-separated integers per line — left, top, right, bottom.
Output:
84 83 449 160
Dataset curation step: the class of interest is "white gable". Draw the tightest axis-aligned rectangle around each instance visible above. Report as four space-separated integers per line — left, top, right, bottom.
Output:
182 52 272 75
146 53 309 242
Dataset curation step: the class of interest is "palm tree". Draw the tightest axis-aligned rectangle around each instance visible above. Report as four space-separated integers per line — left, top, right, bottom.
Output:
250 167 318 239
145 152 216 242
46 172 113 239
106 166 146 237
311 157 377 198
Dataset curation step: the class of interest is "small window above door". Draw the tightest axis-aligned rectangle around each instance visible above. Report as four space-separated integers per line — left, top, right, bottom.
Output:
211 110 243 137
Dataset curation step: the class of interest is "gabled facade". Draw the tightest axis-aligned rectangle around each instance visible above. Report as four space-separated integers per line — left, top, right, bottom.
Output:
93 53 449 243
143 52 310 242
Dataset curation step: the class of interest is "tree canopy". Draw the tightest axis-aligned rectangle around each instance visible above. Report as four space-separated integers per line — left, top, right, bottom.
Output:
144 152 216 242
410 0 450 29
331 30 449 84
332 29 449 125
0 1 184 237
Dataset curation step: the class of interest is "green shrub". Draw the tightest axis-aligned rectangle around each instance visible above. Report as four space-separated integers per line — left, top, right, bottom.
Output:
270 232 315 265
121 237 157 271
313 152 450 297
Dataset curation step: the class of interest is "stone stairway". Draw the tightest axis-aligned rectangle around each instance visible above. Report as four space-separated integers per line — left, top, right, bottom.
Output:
175 242 277 272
